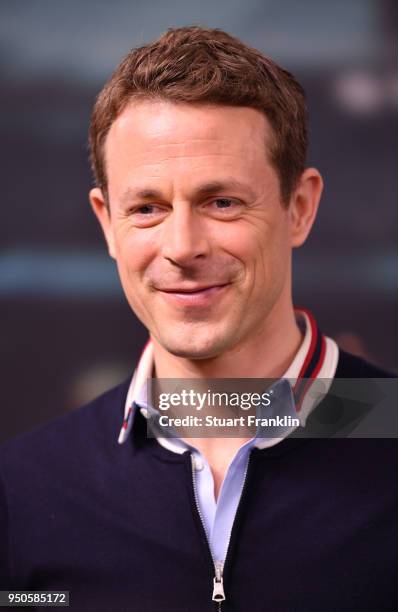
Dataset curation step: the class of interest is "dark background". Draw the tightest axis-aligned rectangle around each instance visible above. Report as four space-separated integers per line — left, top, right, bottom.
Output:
1 0 397 443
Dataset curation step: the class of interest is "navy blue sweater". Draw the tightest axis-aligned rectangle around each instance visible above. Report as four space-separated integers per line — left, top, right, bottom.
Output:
0 350 397 612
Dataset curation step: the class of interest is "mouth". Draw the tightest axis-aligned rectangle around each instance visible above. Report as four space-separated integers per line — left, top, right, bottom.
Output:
155 283 231 307
159 283 229 293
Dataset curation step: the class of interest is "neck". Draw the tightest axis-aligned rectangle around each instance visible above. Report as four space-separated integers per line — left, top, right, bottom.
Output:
152 303 302 381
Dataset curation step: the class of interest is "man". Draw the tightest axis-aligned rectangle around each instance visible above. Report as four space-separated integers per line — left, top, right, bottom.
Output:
0 26 396 612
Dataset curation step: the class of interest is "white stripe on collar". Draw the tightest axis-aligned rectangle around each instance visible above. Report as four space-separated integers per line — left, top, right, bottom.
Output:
118 310 338 447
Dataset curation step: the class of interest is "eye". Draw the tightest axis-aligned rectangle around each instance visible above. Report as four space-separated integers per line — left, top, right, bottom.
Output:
214 198 234 209
128 204 168 227
206 197 243 218
136 204 158 214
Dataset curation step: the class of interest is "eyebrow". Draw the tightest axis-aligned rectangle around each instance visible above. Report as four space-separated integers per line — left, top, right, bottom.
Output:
119 180 256 205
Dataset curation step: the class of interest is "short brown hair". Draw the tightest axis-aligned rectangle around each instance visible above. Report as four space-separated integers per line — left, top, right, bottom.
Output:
89 26 308 205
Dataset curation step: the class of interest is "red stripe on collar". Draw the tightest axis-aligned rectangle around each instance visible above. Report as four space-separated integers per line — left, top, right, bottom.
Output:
293 308 327 412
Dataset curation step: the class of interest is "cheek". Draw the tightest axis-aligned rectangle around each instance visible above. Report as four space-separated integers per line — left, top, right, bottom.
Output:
214 221 261 259
239 217 291 286
113 228 158 284
220 217 283 268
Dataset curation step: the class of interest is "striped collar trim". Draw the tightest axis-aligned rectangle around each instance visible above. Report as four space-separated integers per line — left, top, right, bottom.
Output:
118 309 338 445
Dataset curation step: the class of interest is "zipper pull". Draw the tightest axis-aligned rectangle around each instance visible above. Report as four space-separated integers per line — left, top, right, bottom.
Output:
212 562 226 602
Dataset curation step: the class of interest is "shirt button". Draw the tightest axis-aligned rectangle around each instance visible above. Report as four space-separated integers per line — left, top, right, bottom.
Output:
194 456 204 471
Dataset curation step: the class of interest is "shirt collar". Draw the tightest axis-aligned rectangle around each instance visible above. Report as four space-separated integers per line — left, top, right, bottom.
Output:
118 308 339 447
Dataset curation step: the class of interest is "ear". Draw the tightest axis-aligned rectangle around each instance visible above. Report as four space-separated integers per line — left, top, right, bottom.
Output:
288 168 323 248
89 187 116 259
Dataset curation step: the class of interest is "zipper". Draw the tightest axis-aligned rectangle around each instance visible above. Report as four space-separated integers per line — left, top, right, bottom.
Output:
190 450 253 611
213 560 226 611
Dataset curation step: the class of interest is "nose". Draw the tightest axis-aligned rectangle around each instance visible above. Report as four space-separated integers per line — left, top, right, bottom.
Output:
161 203 210 267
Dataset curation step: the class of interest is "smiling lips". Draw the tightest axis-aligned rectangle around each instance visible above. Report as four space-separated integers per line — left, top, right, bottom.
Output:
156 283 230 306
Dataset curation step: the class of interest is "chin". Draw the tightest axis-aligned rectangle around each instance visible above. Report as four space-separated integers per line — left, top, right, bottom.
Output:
159 331 230 360
162 343 220 360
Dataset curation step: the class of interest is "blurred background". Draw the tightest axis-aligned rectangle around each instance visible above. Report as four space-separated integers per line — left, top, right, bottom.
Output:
1 0 397 443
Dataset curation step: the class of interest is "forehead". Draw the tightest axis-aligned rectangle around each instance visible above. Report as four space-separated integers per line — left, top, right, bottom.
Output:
104 100 274 192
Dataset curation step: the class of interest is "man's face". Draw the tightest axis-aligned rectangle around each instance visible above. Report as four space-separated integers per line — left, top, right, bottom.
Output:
91 101 298 359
